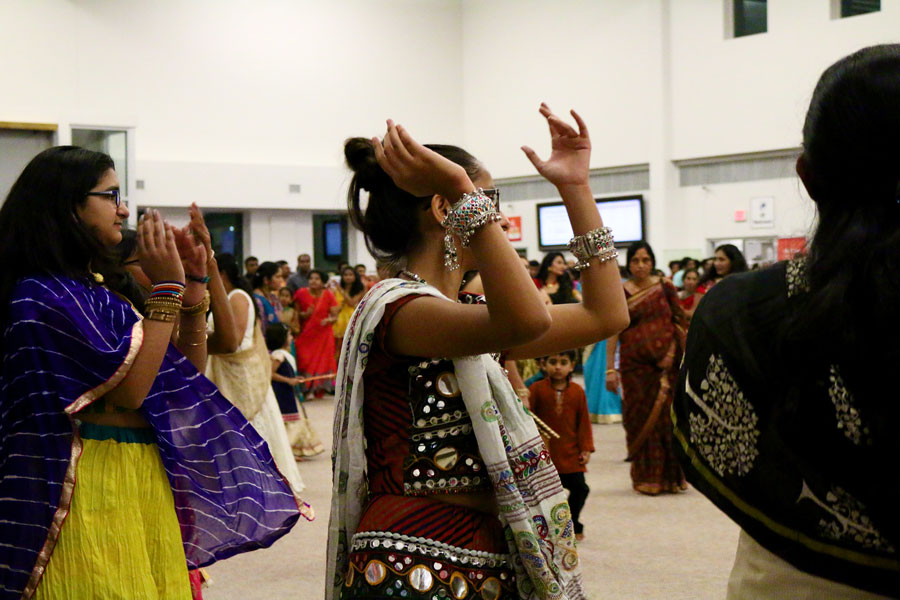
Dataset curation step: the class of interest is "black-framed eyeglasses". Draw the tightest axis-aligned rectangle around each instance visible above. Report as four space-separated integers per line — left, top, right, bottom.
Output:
86 189 122 207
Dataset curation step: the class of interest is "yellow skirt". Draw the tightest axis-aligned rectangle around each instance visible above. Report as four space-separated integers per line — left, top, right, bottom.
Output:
35 423 191 600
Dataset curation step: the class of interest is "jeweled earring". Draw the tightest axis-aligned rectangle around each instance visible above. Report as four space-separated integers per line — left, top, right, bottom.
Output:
443 231 460 271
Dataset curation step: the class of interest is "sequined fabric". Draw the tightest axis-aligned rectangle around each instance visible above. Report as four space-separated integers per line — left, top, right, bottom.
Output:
343 533 516 600
405 359 492 496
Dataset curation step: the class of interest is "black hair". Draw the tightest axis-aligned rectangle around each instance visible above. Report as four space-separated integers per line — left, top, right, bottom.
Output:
265 322 289 352
218 252 259 322
699 244 748 286
542 349 577 363
354 263 366 270
344 138 484 262
625 241 656 276
276 260 288 268
0 146 120 328
340 265 365 297
536 252 576 303
528 260 540 267
245 256 258 264
787 45 900 423
251 261 280 290
307 269 328 285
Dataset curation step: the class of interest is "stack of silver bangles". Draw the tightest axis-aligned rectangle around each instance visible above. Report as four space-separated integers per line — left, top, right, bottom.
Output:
442 189 502 247
569 226 617 270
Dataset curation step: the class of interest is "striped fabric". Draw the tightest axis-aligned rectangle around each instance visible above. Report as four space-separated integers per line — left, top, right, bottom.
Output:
0 275 304 599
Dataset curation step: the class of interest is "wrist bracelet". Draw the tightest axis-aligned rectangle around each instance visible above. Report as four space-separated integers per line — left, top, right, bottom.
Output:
145 309 178 323
180 291 211 316
569 227 618 270
442 188 502 247
186 274 210 284
150 281 185 301
606 369 618 375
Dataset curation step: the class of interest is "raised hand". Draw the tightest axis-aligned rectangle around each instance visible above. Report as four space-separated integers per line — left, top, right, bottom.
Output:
173 225 208 279
373 120 473 199
137 209 185 284
521 103 591 188
188 203 213 260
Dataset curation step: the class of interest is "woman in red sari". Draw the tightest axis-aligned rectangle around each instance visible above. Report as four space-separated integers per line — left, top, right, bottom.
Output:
606 241 687 495
293 270 337 397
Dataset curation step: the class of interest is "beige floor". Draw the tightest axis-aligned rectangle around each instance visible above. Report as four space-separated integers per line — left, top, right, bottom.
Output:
204 390 740 600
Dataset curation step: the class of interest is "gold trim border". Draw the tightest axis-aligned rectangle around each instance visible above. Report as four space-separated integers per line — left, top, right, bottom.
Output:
22 319 144 598
671 405 900 572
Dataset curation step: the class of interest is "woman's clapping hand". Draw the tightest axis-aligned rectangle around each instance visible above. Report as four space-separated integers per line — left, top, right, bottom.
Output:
137 209 185 285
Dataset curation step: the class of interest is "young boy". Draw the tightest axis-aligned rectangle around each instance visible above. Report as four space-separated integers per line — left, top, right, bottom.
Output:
529 350 594 541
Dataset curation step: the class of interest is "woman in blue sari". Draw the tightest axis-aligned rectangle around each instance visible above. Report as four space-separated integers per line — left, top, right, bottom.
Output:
0 147 308 599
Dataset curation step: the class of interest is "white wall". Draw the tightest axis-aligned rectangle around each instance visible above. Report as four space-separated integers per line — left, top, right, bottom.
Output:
669 1 900 159
3 0 899 264
460 0 657 179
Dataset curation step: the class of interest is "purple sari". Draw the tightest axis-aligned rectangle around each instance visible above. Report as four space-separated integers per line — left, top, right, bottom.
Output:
0 275 307 599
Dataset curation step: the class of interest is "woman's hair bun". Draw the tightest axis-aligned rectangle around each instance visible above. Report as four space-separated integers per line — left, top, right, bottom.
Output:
344 137 384 192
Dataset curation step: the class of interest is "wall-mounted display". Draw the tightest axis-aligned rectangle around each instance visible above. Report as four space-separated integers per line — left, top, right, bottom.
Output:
537 195 644 249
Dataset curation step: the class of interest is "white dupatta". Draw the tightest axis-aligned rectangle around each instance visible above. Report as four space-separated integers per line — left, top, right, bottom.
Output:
326 279 586 600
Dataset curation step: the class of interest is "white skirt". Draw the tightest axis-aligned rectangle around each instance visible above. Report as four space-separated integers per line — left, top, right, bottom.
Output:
727 529 891 599
250 386 306 494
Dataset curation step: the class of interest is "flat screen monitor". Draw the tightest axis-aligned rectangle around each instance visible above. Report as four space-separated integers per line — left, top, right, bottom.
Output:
537 195 644 249
323 220 343 259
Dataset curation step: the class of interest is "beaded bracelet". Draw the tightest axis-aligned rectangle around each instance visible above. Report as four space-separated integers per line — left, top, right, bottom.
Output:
568 227 618 270
150 281 186 300
442 189 503 247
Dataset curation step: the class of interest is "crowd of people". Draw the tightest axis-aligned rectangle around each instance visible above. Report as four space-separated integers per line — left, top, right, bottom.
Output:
1 45 898 600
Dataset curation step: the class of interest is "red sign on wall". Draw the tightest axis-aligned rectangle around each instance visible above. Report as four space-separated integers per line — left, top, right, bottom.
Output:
777 237 806 261
506 216 522 242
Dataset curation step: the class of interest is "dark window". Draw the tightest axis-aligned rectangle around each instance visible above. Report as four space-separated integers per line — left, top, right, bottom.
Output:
840 0 879 17
733 0 767 37
204 212 244 266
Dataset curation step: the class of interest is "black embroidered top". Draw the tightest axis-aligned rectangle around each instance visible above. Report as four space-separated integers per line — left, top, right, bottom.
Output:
673 257 900 597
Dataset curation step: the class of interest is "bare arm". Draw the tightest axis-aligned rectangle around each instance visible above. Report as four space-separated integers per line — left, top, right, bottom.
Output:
505 106 629 359
206 260 241 354
378 119 552 357
605 334 620 393
105 210 184 410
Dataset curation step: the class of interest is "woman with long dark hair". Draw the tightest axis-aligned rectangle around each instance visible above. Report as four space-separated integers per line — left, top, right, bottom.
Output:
697 243 748 293
206 253 307 495
0 147 304 598
605 240 687 495
674 46 900 597
537 251 581 304
327 105 629 600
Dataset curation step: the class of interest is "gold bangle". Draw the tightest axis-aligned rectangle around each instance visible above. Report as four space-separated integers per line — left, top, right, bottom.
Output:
182 340 207 347
606 369 618 375
145 310 177 323
180 291 211 316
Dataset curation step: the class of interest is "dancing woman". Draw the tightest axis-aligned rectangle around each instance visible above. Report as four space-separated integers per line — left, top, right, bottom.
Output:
605 241 687 495
327 105 629 600
0 148 307 599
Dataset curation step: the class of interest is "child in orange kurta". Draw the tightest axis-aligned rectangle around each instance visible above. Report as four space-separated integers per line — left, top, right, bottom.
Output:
529 350 595 540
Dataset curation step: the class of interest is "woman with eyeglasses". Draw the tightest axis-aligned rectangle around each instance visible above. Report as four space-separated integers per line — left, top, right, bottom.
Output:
0 147 308 599
327 104 629 600
674 46 900 597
